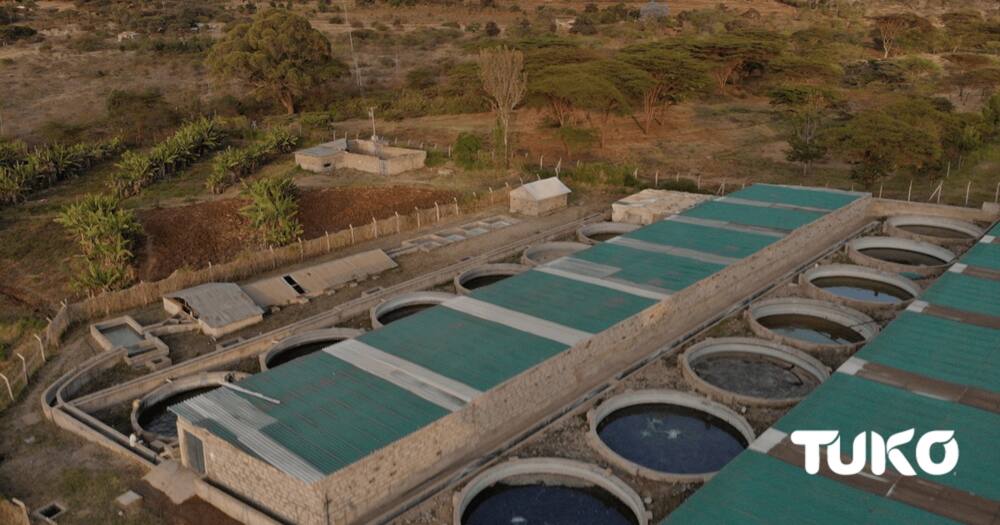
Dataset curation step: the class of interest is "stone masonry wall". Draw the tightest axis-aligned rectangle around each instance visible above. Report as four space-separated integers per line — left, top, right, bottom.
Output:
178 419 325 525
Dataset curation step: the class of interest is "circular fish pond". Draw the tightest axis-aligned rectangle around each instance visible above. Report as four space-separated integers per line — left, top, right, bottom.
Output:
454 458 648 525
586 390 754 482
847 236 955 277
680 337 830 407
260 328 363 370
800 264 920 312
577 222 640 244
132 371 247 443
521 242 589 266
454 264 528 295
370 291 455 328
747 297 878 353
885 215 983 244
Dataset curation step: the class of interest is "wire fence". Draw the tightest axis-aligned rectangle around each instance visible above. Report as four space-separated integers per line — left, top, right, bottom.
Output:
0 187 510 412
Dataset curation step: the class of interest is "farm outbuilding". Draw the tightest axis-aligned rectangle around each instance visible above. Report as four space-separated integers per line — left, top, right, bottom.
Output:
294 138 426 176
509 177 571 216
163 283 264 338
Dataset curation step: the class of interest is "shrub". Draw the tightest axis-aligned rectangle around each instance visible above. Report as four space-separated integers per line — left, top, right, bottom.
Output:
56 194 142 294
108 117 226 198
485 21 500 36
207 128 300 193
452 132 482 168
0 25 36 45
240 176 303 247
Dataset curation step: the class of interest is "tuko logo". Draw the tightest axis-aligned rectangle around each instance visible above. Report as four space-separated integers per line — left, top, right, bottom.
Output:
789 429 959 476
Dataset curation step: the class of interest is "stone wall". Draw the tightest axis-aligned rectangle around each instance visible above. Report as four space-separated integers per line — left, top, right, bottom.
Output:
178 421 324 525
183 197 874 524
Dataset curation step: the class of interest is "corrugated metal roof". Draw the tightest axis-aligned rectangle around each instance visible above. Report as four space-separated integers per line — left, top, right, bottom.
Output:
664 451 956 525
666 217 999 524
510 177 571 201
774 373 1000 499
921 272 1000 318
856 311 1000 393
173 184 867 483
727 183 864 211
683 200 825 232
622 219 778 259
165 283 264 330
358 307 568 391
960 241 1000 271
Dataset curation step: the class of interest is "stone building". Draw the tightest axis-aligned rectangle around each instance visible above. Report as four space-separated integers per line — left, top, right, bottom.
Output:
509 177 571 216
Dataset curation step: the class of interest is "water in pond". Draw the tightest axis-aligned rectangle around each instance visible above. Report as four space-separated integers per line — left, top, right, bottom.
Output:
462 482 637 525
811 276 912 304
897 224 971 239
759 314 864 345
597 403 747 475
267 340 342 369
462 274 513 290
100 325 143 349
859 247 945 267
139 387 218 438
693 354 820 399
377 303 434 325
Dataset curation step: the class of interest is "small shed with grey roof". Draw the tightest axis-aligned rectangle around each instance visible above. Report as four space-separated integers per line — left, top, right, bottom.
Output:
163 283 265 338
509 177 571 216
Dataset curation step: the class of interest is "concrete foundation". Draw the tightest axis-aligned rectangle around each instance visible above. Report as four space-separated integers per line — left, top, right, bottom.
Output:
746 297 878 362
846 236 956 277
799 264 920 315
295 139 426 176
680 337 830 407
452 457 649 525
585 389 755 483
883 214 983 248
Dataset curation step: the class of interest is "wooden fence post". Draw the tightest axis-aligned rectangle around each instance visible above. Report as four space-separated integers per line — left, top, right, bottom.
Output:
965 181 971 207
325 231 331 252
907 179 913 201
0 373 12 401
435 202 440 222
16 353 27 384
350 224 355 244
372 217 378 238
34 334 45 362
395 211 400 233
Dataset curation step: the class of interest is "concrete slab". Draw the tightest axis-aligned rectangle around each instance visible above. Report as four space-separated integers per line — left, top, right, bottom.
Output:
142 460 197 505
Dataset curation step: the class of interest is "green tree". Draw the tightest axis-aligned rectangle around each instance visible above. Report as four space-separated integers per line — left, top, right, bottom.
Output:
827 108 941 185
530 63 637 148
769 86 839 175
240 176 303 247
620 44 709 134
207 10 336 114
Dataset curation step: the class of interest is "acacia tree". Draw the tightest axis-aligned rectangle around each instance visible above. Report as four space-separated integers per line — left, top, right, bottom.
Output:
621 46 708 134
530 63 636 149
207 10 336 114
873 15 907 58
687 32 784 96
478 47 527 167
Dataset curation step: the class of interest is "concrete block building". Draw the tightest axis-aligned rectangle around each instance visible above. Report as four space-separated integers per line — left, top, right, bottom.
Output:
294 139 426 176
509 177 571 216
